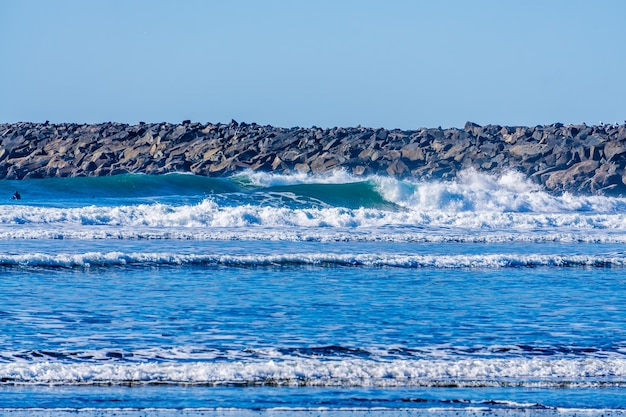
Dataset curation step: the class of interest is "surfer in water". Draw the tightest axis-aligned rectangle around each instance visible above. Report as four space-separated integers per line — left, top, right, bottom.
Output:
12 191 21 200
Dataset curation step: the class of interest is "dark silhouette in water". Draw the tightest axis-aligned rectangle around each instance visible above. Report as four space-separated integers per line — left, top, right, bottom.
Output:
12 191 20 200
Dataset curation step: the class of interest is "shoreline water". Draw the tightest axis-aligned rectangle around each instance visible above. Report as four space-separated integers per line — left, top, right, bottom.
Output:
2 410 626 417
2 121 626 195
2 410 625 417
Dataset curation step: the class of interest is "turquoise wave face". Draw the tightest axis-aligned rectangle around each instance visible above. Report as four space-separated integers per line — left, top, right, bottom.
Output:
255 182 397 210
0 174 242 208
0 173 396 210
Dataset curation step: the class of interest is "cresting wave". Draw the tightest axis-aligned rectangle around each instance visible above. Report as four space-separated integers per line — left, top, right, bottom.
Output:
2 251 626 268
5 227 626 243
3 171 626 233
243 169 626 213
2 357 626 387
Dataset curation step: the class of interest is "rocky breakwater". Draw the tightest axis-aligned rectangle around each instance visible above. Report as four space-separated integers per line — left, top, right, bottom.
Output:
2 120 626 195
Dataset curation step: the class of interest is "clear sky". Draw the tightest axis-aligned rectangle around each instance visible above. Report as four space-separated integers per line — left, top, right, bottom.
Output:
1 0 625 129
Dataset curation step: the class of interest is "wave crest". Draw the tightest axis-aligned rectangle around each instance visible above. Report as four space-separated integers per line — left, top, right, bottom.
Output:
2 252 625 269
2 357 626 387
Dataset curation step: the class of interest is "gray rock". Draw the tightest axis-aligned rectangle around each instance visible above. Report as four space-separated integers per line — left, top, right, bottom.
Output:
545 160 600 192
604 141 626 162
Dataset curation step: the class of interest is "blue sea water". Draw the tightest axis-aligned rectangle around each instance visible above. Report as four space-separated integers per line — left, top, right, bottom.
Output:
1 170 626 416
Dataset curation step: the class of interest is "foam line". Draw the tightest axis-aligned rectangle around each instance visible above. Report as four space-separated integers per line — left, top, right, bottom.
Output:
1 252 625 269
2 357 626 387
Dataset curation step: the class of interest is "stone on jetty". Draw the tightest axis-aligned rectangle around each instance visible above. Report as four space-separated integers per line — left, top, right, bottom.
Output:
2 120 626 195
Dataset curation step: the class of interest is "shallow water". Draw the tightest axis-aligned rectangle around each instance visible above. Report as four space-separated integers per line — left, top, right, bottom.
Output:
1 171 626 415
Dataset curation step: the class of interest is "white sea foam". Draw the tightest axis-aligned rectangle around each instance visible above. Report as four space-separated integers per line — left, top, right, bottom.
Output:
3 201 626 230
2 357 626 387
1 251 625 268
375 170 626 213
3 226 626 243
240 169 362 187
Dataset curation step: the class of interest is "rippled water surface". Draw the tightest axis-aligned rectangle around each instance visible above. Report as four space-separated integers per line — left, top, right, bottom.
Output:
1 171 626 415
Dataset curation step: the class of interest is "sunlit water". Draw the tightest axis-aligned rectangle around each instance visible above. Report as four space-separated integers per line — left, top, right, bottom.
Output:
1 170 626 416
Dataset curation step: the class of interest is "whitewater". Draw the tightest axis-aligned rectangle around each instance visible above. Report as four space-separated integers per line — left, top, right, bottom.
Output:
1 170 626 416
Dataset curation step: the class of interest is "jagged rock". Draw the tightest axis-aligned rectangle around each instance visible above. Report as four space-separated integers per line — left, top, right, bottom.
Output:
508 144 548 165
386 159 409 176
545 160 600 192
590 162 625 194
604 141 626 162
401 143 425 161
294 163 310 173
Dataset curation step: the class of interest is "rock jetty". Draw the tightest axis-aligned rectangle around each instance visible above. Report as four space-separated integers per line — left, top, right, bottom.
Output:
2 120 626 195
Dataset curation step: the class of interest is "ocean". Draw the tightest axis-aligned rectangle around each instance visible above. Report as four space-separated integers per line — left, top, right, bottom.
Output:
1 169 625 416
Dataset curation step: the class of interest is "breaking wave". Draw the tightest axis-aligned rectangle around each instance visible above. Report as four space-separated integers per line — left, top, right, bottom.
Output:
2 357 626 387
1 251 625 269
2 171 626 237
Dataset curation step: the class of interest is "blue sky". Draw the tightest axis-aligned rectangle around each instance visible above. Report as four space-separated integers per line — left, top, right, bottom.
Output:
1 0 625 129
